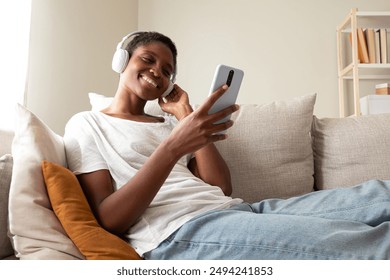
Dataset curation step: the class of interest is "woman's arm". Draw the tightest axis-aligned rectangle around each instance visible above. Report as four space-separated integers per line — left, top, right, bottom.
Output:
160 84 235 196
77 139 181 236
188 144 232 196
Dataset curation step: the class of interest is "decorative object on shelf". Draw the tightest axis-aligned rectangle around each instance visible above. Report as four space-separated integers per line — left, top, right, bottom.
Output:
375 82 390 94
360 94 390 115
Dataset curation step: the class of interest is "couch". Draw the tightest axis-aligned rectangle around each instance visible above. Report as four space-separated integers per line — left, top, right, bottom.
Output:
2 93 390 260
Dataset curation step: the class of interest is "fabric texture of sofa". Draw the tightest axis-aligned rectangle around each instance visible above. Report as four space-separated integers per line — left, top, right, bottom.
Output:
2 93 390 260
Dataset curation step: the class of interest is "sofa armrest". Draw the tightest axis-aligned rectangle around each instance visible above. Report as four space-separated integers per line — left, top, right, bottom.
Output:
0 154 16 259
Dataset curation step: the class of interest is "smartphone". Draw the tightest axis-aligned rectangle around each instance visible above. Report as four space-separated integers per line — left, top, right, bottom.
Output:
208 64 244 125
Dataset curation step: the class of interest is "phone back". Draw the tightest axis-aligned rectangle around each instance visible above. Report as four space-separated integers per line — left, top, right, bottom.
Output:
208 64 244 120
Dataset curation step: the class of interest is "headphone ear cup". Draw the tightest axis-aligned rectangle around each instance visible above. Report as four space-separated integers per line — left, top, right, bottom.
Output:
161 81 174 98
112 49 129 73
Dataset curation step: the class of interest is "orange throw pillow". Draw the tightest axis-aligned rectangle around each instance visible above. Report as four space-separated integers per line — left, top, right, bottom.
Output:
41 160 142 260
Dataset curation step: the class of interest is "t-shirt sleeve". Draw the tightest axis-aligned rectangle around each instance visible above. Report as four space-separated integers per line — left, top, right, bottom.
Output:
64 112 108 175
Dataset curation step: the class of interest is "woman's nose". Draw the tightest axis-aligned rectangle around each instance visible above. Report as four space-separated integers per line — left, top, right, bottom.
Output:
149 68 161 77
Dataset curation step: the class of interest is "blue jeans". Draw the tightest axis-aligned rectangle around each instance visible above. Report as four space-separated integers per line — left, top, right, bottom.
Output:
144 180 390 259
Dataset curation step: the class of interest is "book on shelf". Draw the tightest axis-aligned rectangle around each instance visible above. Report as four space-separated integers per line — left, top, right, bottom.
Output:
349 29 368 63
364 28 376 63
357 28 370 63
375 29 381 63
349 28 389 64
380 29 388 63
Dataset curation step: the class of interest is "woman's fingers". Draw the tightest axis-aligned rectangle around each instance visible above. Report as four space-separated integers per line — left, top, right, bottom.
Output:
209 104 239 124
198 84 229 111
168 84 239 150
199 84 239 123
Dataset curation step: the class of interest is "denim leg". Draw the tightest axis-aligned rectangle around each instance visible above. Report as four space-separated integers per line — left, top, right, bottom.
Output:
251 179 390 226
144 180 390 260
144 207 390 259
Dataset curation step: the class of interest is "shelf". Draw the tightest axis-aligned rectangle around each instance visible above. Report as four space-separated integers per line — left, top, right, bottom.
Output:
341 63 390 79
337 8 390 117
355 11 390 28
338 11 390 30
356 11 390 16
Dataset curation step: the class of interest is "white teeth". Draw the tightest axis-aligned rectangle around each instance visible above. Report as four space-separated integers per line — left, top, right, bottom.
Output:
141 75 158 88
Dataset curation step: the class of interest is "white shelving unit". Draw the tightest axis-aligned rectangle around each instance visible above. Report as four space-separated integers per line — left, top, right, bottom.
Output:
337 8 390 117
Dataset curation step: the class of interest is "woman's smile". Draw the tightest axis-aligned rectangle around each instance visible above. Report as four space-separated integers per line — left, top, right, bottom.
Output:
140 74 159 88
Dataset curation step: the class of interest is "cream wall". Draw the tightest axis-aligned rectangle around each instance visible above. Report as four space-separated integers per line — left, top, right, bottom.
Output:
27 0 390 134
138 0 390 117
27 0 138 134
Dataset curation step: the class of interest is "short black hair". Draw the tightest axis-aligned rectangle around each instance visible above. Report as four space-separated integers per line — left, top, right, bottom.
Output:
125 31 178 73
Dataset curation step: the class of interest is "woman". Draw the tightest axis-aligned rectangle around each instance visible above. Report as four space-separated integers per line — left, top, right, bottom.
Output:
64 31 390 259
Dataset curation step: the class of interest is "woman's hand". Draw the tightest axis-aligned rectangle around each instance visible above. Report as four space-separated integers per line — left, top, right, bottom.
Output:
162 84 239 158
158 85 193 120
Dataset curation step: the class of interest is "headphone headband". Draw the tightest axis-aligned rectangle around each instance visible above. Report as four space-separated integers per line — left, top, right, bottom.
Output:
116 31 144 51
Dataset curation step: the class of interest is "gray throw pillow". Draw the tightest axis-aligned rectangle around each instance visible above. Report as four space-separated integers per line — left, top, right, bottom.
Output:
312 114 390 189
216 94 316 202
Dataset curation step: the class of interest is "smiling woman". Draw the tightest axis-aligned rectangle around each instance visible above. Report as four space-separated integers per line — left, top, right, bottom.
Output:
63 31 240 257
0 1 31 131
62 31 390 261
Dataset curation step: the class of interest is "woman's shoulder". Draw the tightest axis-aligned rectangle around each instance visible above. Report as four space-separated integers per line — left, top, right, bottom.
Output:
67 110 103 123
65 111 100 133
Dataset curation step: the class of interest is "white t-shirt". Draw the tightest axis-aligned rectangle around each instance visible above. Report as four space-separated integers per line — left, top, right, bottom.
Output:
64 111 242 256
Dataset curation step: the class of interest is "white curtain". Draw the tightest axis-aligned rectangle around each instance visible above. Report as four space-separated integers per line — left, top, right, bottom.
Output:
0 0 32 131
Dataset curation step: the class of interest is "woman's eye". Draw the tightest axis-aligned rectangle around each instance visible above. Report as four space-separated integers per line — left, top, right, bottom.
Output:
140 56 171 77
142 57 153 63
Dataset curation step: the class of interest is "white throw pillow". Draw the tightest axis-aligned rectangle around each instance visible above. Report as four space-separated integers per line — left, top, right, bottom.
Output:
89 92 166 116
88 92 113 111
8 104 84 259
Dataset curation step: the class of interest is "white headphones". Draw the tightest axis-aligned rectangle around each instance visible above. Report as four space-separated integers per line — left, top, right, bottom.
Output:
112 31 176 97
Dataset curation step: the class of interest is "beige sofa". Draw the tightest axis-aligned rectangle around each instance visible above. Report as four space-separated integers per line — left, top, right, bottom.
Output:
2 93 390 260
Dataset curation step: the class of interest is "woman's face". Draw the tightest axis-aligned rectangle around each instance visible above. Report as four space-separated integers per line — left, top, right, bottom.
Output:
121 42 175 100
